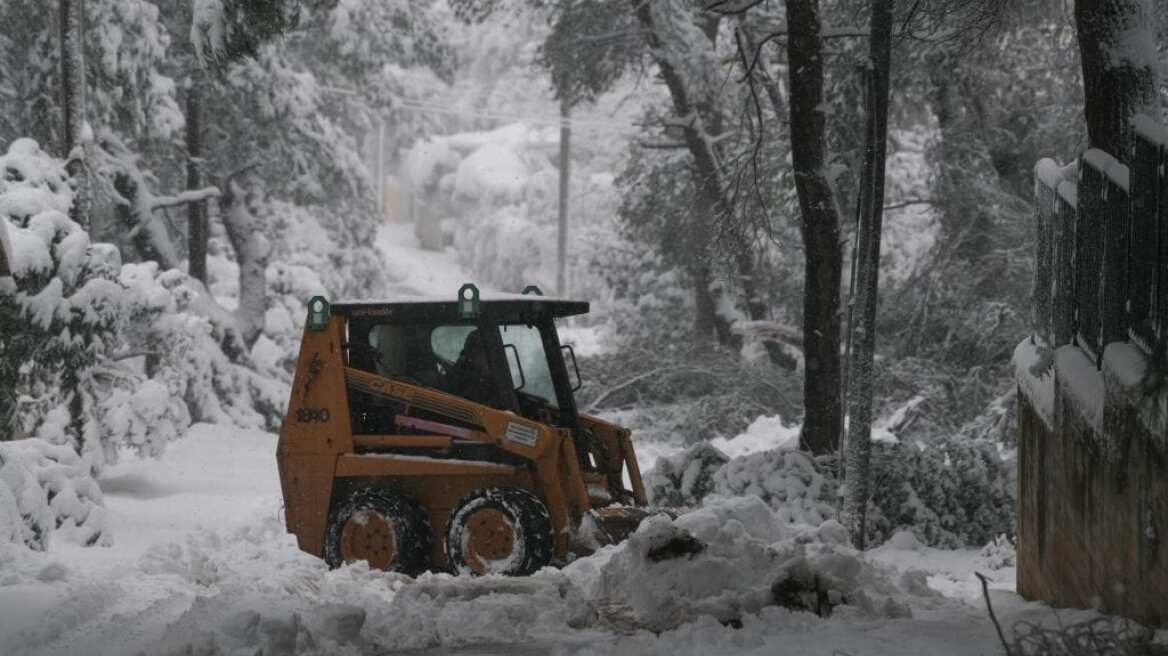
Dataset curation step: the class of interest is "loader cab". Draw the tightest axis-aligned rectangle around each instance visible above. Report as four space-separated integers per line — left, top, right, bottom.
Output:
335 285 588 437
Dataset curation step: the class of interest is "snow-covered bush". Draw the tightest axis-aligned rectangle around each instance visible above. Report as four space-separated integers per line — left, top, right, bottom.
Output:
1 139 292 472
121 260 290 432
1 138 121 452
644 415 1013 549
644 443 728 507
0 438 108 549
865 439 1015 548
713 450 840 528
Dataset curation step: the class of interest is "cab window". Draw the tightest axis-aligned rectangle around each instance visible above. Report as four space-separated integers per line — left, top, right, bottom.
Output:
431 325 477 365
498 323 557 408
367 324 404 378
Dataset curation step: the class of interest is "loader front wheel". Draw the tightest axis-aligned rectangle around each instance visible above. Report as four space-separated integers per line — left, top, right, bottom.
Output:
323 488 432 575
445 487 552 576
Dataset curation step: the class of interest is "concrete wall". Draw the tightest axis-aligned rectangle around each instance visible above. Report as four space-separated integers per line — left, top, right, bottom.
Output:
1016 346 1167 627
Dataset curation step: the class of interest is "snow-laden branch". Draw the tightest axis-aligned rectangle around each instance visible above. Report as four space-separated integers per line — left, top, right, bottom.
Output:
149 186 221 210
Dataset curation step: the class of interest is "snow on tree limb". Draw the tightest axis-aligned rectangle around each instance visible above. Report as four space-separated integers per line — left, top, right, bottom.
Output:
149 186 221 210
191 0 301 70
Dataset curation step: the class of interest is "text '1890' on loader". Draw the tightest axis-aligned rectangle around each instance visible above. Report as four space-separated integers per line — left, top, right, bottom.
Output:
277 284 657 576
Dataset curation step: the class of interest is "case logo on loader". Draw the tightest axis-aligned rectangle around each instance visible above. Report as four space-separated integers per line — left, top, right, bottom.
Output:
296 407 331 423
505 421 539 447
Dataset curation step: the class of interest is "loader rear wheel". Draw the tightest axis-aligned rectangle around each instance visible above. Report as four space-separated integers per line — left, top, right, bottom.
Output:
324 488 432 575
445 487 553 576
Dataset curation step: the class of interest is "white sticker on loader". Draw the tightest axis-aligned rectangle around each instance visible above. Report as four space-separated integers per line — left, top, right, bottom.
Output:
505 421 539 448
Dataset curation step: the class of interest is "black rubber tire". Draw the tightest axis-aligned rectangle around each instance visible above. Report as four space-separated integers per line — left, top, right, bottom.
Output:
445 487 553 576
323 488 433 575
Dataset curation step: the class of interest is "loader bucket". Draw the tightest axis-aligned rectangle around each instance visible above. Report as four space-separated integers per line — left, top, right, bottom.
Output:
579 506 682 547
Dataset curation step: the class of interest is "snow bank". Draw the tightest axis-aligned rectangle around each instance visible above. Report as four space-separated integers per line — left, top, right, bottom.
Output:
583 498 944 632
0 439 108 550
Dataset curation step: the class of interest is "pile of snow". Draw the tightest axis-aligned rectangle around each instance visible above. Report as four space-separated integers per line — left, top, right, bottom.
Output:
709 414 800 458
577 497 946 632
0 439 108 550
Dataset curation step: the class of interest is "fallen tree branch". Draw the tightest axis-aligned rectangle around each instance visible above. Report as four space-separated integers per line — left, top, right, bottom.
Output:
976 571 1012 656
586 366 675 413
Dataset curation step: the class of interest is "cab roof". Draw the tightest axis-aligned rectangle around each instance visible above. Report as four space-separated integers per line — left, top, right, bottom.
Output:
332 291 589 322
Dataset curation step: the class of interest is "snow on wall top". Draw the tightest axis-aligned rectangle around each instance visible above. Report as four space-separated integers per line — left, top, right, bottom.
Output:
1055 345 1104 434
1013 338 1055 430
1035 158 1073 192
1133 113 1168 147
1102 342 1148 391
1057 180 1078 208
1102 342 1166 448
1082 148 1130 192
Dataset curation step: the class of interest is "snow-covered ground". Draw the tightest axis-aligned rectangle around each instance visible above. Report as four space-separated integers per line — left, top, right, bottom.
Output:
0 423 1111 656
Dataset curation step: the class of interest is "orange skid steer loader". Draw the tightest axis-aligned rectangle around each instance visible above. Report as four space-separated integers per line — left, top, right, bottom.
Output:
277 284 652 576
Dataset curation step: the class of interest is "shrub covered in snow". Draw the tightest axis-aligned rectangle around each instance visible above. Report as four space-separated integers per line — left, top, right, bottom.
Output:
644 417 1014 549
865 439 1015 548
0 139 293 475
0 438 108 549
644 443 728 507
713 450 840 528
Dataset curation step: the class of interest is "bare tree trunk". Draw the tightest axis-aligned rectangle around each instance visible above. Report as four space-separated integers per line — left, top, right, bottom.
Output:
186 74 208 283
784 0 843 455
59 0 90 232
845 0 894 550
1075 0 1159 158
220 173 269 347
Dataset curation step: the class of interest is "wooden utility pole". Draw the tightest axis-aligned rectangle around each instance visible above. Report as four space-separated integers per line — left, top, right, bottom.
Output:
557 99 571 295
186 74 208 283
